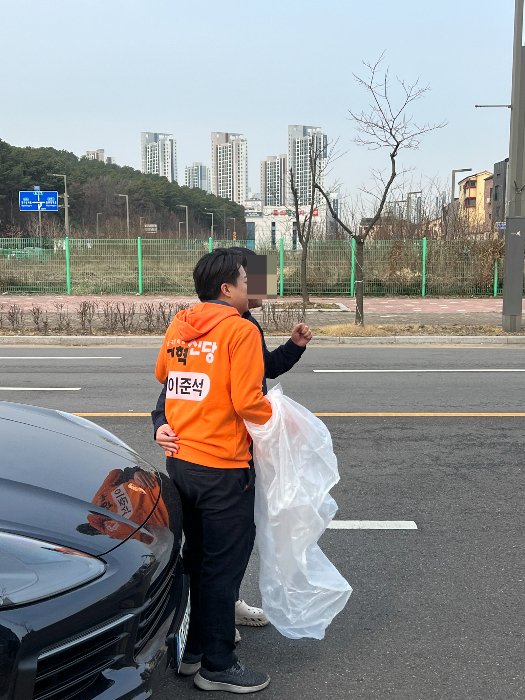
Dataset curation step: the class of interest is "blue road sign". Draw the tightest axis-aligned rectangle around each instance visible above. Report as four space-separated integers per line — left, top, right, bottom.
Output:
19 191 58 211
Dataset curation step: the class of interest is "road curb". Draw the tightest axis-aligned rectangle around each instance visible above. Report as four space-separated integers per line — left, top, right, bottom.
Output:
1 335 525 347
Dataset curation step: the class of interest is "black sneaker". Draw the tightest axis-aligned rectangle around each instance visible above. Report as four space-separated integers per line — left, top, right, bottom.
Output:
179 651 202 676
194 661 270 693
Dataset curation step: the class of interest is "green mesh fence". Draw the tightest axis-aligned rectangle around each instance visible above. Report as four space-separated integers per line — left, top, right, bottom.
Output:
424 240 501 296
142 239 209 294
0 238 66 293
0 237 507 296
68 239 141 294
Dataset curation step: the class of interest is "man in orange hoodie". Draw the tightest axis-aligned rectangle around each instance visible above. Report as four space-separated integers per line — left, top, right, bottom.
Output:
154 249 272 694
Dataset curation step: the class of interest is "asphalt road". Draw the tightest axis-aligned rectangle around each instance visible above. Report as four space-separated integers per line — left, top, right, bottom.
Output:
1 346 524 699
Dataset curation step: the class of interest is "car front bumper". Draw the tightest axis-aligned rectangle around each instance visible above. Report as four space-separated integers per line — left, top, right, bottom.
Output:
91 574 190 700
1 541 189 700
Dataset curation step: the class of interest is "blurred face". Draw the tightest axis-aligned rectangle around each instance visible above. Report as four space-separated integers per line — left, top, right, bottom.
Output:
219 265 249 315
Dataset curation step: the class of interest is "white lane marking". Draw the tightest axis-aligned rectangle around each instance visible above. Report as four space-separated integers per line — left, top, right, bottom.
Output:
0 387 81 391
0 356 121 360
314 369 525 373
328 520 417 529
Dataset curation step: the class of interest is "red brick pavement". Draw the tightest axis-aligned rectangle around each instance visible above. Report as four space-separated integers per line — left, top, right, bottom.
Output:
0 294 504 314
0 294 503 314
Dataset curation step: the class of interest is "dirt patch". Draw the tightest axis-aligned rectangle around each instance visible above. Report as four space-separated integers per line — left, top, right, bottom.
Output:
310 323 524 337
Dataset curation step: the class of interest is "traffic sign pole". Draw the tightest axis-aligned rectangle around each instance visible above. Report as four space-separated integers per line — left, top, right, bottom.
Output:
65 237 71 295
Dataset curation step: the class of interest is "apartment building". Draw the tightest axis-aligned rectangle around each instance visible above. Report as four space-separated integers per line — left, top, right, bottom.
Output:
140 132 178 183
457 170 493 227
210 132 248 204
287 125 327 206
86 149 105 162
260 155 287 206
185 162 211 193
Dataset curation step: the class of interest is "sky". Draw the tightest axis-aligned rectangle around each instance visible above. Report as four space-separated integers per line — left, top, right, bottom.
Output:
0 0 516 202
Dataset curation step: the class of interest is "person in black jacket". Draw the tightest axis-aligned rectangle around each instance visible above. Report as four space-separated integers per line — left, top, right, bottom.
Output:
151 247 312 638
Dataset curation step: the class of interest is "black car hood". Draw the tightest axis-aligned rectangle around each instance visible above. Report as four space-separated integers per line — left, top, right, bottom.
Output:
0 402 162 555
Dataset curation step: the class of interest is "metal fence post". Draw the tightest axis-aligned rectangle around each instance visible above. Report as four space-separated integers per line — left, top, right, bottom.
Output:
494 258 498 297
279 237 284 297
209 237 213 253
137 237 143 294
351 238 356 297
422 237 427 297
65 236 71 294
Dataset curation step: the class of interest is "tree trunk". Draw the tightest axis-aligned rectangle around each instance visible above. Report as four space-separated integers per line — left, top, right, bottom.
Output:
300 243 309 306
355 237 365 325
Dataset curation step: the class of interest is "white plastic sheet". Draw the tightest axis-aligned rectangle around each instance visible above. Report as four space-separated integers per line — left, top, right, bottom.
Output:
245 384 352 640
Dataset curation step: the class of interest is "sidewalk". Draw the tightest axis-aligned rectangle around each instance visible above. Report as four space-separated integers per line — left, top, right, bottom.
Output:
0 295 503 327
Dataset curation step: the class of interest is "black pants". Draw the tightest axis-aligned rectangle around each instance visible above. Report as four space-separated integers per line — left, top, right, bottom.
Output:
236 458 256 601
167 457 255 672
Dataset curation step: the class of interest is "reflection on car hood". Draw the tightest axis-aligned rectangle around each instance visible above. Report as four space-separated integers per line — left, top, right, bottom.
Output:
0 402 163 554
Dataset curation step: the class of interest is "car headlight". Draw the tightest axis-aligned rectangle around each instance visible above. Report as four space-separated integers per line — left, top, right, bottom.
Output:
0 532 106 609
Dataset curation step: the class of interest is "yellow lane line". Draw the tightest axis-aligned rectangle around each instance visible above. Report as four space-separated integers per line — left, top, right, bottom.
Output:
72 412 525 418
314 412 525 417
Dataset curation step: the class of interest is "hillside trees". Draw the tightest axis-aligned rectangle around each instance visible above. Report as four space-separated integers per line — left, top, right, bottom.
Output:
0 139 244 238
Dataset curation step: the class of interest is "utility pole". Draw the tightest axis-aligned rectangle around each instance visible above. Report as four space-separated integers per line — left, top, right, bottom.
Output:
96 212 102 236
503 0 525 332
206 212 214 240
229 217 236 239
177 205 189 243
48 173 69 236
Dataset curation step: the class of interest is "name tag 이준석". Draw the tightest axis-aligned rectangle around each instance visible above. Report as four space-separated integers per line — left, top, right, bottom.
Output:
166 371 210 401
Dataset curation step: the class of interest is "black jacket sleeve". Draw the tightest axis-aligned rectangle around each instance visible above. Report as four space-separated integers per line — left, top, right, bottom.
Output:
151 381 168 438
263 338 305 379
245 313 306 380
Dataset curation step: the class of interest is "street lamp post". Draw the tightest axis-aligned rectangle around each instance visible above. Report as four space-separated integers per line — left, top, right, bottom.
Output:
96 212 102 236
451 169 472 208
206 212 214 240
177 205 189 243
117 194 129 236
48 173 70 236
206 208 227 237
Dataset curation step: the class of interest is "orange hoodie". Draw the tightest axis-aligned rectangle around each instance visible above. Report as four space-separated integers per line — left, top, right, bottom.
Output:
155 302 272 469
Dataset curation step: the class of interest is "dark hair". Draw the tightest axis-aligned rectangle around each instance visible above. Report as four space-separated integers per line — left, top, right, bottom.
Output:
228 246 256 270
193 248 243 301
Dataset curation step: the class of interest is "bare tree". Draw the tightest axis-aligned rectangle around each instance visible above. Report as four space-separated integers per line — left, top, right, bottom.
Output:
289 135 330 306
316 54 446 324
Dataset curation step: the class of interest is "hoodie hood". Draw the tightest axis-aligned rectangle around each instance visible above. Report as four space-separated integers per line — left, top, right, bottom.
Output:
172 302 240 342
